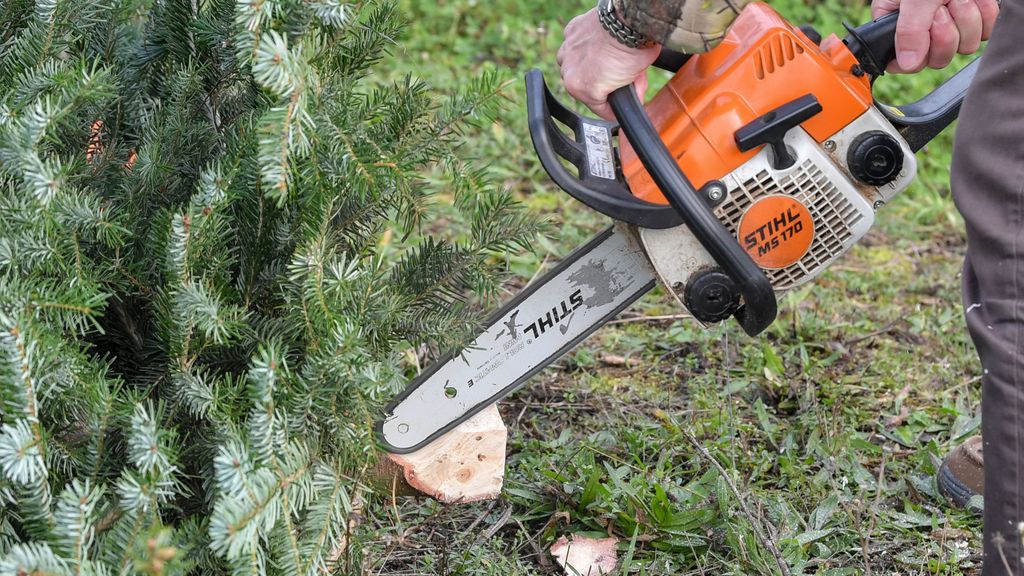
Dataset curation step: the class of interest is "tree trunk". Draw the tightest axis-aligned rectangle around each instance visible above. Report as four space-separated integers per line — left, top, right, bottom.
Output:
371 404 506 503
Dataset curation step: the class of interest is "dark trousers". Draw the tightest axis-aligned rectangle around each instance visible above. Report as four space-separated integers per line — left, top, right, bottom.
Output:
951 2 1024 573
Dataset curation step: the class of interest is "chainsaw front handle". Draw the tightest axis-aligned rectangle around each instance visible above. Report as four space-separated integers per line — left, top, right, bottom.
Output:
652 48 690 72
525 69 682 229
608 86 778 336
525 68 777 335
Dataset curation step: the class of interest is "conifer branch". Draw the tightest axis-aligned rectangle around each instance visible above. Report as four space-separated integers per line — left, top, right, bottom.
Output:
0 0 541 571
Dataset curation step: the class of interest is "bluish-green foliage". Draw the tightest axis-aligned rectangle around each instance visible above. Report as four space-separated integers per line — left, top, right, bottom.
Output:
0 0 542 573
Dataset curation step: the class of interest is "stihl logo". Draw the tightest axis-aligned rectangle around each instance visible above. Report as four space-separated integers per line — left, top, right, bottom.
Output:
737 195 814 270
743 207 805 255
525 289 584 339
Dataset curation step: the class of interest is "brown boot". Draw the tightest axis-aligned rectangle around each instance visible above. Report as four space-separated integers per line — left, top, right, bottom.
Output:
937 435 984 512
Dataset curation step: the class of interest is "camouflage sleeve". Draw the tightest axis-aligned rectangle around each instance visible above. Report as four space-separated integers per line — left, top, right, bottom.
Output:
611 0 754 53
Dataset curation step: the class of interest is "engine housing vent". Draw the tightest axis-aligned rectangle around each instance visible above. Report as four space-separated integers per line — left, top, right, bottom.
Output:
714 127 876 291
754 34 805 79
716 162 862 289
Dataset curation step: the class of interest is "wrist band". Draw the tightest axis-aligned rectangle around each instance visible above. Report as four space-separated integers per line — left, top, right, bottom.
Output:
597 0 656 49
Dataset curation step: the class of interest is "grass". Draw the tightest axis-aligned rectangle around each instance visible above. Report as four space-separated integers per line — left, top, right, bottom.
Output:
355 0 985 573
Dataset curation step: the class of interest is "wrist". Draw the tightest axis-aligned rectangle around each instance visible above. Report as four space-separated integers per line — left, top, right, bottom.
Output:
597 0 656 49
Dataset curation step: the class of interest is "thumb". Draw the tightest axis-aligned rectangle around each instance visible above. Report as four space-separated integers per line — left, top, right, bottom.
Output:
590 100 615 122
633 72 649 102
893 0 944 72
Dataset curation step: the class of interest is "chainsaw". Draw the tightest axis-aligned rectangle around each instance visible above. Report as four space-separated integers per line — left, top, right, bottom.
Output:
377 3 978 454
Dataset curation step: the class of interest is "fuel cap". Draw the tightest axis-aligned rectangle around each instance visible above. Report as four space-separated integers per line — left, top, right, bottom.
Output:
847 131 904 187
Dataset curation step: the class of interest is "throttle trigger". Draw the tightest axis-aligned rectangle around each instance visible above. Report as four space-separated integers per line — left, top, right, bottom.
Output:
734 94 823 170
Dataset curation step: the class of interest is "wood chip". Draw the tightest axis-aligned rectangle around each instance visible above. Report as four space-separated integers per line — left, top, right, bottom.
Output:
885 405 910 428
550 535 618 576
599 354 640 367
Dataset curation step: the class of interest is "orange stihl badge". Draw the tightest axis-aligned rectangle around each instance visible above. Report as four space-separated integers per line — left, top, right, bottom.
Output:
738 195 814 269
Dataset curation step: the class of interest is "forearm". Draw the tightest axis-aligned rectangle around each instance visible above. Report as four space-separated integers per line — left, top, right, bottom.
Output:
611 0 752 53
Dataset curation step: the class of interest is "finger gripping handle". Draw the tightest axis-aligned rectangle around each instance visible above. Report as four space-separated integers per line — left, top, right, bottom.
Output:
842 11 980 151
843 11 899 77
607 86 777 336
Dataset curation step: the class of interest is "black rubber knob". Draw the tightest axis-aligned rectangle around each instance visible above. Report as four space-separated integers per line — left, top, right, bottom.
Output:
847 131 904 186
684 270 742 323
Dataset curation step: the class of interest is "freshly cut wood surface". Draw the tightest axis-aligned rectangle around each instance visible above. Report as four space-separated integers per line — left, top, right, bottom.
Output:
382 404 507 503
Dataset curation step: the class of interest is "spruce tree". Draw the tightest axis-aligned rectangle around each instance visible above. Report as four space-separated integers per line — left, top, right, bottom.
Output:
0 0 542 573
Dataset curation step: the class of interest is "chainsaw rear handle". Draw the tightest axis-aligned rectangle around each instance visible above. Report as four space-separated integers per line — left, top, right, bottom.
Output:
843 10 981 152
843 11 898 78
607 86 778 336
879 59 979 151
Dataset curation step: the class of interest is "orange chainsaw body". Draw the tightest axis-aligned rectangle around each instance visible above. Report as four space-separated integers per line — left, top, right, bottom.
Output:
620 2 874 205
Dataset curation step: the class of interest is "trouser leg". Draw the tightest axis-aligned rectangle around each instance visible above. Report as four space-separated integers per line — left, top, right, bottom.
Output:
950 3 1024 573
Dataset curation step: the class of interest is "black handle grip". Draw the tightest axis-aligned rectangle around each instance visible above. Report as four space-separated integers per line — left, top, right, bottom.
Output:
879 57 979 151
608 85 777 336
843 11 981 150
653 48 691 72
844 11 899 78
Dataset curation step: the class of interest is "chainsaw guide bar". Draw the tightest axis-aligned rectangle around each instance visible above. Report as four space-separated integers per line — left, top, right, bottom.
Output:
378 226 657 453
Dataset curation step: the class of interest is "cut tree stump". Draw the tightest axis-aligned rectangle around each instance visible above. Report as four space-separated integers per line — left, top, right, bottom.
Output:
550 535 619 576
373 404 507 503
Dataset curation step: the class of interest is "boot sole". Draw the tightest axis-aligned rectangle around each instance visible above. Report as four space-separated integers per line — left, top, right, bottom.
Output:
937 460 982 511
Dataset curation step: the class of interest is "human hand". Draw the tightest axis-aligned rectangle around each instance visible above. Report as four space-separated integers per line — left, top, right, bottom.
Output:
872 0 999 73
557 8 660 121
